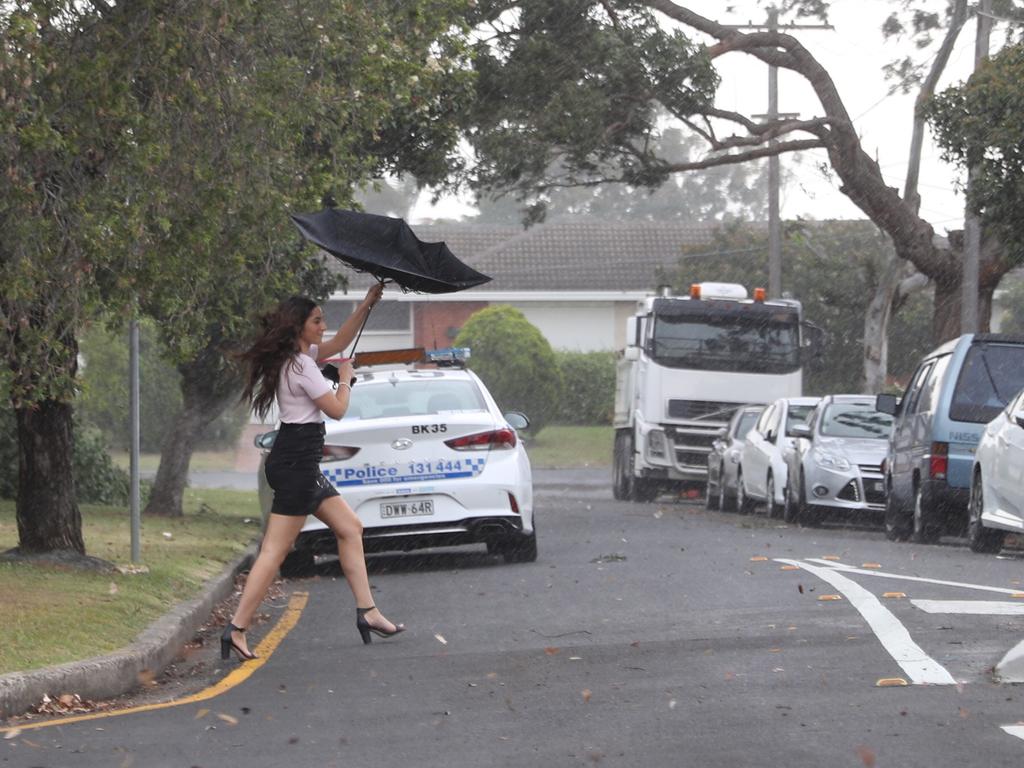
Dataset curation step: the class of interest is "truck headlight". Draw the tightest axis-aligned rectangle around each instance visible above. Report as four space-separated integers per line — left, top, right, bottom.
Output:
647 430 668 459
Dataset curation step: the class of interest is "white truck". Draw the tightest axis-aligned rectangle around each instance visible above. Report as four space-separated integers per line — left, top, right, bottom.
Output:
612 282 815 501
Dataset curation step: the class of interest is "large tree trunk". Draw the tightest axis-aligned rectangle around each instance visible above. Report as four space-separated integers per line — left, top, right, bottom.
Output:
863 260 930 393
144 348 241 517
14 400 85 554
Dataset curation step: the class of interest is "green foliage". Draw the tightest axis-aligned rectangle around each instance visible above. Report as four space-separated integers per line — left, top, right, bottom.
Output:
466 1 718 217
928 42 1024 267
998 272 1024 336
667 220 934 394
0 405 128 505
454 306 563 433
551 351 616 425
77 322 247 453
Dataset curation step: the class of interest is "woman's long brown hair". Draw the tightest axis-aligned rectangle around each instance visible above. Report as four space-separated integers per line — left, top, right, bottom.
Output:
239 296 317 420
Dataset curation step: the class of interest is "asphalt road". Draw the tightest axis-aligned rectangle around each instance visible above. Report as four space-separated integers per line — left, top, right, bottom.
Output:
5 476 1024 767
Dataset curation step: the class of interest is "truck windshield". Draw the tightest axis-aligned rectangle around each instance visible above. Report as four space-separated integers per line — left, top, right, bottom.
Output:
651 314 801 373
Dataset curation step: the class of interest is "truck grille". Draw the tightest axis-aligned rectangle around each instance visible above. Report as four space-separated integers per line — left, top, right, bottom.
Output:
667 400 738 422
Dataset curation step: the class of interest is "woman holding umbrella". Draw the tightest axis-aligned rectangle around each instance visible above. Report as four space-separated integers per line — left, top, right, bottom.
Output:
223 282 404 660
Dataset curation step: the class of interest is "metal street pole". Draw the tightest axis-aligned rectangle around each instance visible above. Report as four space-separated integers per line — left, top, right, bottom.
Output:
961 0 993 334
129 317 141 563
728 9 831 298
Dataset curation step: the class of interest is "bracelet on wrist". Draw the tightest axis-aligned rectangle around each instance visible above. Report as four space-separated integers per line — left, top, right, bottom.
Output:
339 382 351 391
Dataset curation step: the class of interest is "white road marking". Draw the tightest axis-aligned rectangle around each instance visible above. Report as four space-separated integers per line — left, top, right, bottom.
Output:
1001 725 1024 741
911 599 1024 616
803 558 1024 596
776 558 957 685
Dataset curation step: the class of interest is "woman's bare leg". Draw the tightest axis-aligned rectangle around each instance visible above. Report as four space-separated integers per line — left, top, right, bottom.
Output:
228 513 305 656
314 495 401 632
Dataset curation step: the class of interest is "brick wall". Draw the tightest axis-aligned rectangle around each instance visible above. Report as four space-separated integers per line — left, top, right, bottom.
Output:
413 301 489 349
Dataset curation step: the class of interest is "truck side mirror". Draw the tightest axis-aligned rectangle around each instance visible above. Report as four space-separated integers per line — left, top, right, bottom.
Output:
875 393 900 416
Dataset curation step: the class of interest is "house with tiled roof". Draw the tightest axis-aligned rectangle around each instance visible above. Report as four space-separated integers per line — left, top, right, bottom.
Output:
326 218 731 354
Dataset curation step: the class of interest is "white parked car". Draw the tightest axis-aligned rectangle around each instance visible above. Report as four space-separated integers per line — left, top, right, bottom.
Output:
967 387 1024 553
784 395 893 527
737 396 820 516
257 366 535 573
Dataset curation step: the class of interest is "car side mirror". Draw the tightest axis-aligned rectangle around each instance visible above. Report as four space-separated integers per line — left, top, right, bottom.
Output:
789 423 812 438
1014 410 1024 429
505 411 529 431
875 393 900 416
255 431 277 450
623 346 639 361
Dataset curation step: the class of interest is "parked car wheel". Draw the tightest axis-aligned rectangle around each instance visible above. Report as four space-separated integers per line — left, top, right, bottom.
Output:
912 484 943 544
705 472 720 510
782 481 798 524
501 526 538 563
719 467 736 512
736 470 755 515
795 470 824 527
966 473 1006 554
884 477 913 542
765 473 782 519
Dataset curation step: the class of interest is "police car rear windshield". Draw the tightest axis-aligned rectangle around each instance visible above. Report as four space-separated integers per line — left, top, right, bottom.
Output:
346 379 486 421
651 315 801 373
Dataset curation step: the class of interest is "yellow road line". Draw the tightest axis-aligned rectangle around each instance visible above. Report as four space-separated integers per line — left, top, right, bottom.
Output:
0 591 308 734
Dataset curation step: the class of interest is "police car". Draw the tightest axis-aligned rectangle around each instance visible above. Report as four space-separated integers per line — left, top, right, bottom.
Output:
256 358 536 573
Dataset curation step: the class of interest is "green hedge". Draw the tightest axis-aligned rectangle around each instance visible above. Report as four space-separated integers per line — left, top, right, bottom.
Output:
551 350 616 425
455 306 563 434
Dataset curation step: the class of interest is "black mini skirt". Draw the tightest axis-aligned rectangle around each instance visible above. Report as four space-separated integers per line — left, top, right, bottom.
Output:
264 422 340 518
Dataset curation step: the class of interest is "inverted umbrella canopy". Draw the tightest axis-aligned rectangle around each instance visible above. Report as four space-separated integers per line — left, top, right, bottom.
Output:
291 209 491 293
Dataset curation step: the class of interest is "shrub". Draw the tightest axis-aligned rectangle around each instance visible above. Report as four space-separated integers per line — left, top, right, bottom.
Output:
0 404 129 504
454 306 563 434
552 350 616 424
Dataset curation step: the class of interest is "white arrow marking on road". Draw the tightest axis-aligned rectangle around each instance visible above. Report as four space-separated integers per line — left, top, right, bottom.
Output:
911 599 1024 616
776 558 957 686
803 559 1024 596
1002 725 1024 742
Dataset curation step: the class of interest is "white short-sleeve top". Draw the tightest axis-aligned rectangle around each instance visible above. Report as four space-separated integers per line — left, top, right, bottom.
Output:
277 344 332 423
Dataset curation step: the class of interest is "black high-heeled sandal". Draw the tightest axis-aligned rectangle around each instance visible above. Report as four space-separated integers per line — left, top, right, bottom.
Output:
356 606 406 644
220 622 258 661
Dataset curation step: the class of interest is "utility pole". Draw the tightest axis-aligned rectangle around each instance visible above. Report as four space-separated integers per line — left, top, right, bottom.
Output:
961 0 993 334
729 8 831 298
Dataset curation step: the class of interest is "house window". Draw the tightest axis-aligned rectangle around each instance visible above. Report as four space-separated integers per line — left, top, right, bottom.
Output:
323 300 410 332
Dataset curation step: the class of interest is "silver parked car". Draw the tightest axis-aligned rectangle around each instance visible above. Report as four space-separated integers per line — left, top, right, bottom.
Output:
706 405 764 512
784 395 894 526
966 386 1024 554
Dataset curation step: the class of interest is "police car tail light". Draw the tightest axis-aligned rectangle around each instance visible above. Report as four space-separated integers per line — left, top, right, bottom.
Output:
323 445 360 462
445 427 517 451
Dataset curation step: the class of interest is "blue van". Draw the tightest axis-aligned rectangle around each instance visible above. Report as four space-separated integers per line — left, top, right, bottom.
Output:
876 333 1024 543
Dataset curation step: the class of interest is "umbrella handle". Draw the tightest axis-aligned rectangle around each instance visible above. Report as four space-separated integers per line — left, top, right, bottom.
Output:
347 278 387 358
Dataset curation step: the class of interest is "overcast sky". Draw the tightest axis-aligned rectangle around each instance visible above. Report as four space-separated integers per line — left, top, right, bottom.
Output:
412 1 981 232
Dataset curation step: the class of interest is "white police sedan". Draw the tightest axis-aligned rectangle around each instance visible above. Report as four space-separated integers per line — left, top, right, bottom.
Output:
257 365 536 573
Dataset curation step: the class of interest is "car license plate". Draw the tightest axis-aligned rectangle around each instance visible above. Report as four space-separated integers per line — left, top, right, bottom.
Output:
380 500 434 519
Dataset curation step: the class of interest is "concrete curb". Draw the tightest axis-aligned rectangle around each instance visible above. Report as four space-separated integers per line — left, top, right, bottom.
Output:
0 544 257 721
995 638 1024 684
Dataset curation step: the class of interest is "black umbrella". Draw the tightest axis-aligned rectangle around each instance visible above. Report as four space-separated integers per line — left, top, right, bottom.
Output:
290 208 491 293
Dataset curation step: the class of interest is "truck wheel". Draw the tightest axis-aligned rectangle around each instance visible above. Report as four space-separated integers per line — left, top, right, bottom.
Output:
912 484 943 544
612 431 630 501
884 476 913 541
966 474 1006 554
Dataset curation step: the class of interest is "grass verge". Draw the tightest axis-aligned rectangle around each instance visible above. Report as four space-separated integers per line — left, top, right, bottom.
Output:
0 489 260 676
526 424 612 468
110 449 239 473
